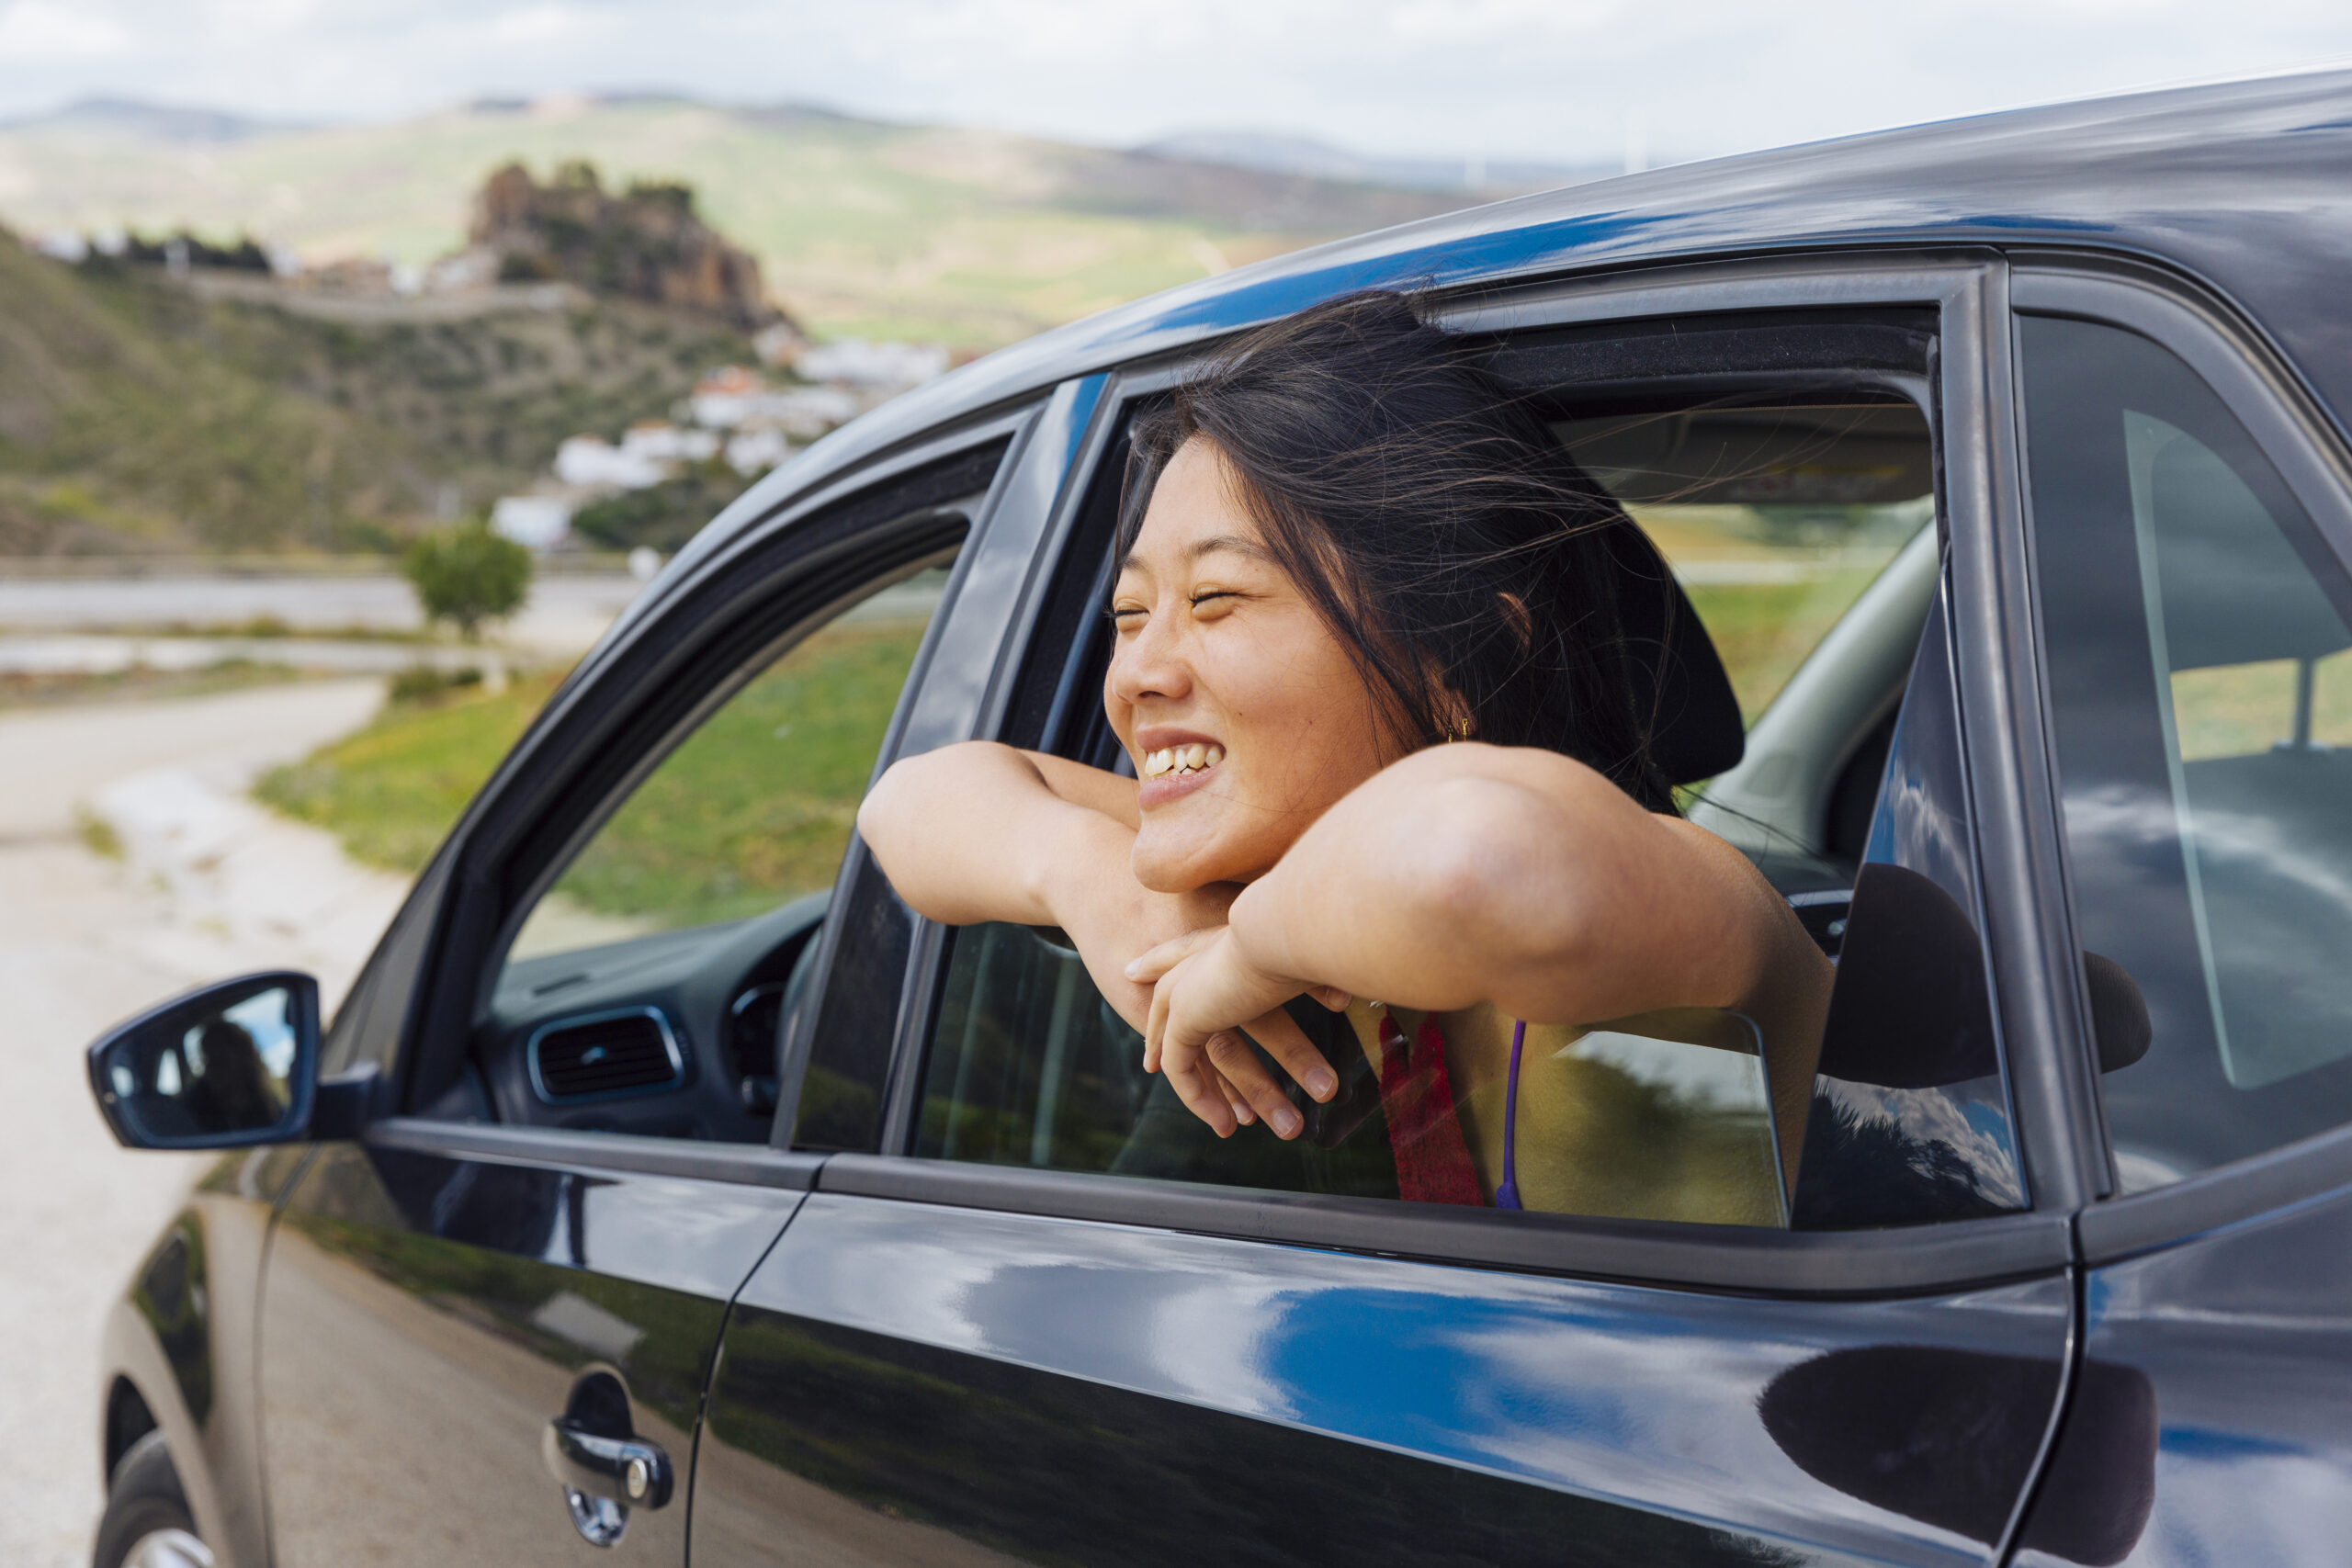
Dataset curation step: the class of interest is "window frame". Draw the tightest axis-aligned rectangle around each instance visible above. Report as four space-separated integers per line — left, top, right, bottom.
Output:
384 402 1041 1129
852 251 2096 1297
780 375 1111 1152
2012 260 2352 1265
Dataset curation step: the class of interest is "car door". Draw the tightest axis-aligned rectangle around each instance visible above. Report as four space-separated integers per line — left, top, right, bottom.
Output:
2007 272 2352 1567
687 260 2090 1568
254 413 1038 1567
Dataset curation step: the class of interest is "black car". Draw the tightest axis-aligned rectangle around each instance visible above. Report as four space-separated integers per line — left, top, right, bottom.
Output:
84 68 2352 1568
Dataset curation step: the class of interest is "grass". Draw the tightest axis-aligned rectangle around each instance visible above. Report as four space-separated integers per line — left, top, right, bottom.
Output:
542 617 928 929
1684 569 1888 724
259 614 932 933
258 671 561 872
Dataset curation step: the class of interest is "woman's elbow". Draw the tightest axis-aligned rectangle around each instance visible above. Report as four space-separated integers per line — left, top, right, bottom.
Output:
1388 778 1588 947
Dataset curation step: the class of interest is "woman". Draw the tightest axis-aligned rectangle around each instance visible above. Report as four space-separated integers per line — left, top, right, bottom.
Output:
859 291 1831 1220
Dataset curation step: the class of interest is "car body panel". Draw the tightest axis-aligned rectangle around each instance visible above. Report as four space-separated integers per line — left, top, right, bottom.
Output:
2014 1180 2352 1567
256 1138 800 1564
696 1193 2071 1568
99 1147 314 1568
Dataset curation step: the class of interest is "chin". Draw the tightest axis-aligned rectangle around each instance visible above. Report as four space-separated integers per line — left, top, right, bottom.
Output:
1131 832 1244 896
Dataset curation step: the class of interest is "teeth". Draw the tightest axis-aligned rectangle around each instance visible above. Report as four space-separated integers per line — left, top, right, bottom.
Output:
1139 743 1224 780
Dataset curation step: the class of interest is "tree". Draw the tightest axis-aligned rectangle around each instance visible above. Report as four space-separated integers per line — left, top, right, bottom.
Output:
401 518 531 640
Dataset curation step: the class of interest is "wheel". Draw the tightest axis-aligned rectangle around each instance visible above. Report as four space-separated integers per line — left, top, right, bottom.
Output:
92 1430 213 1568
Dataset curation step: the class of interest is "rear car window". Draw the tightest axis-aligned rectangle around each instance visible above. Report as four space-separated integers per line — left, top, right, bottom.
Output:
2023 314 2352 1190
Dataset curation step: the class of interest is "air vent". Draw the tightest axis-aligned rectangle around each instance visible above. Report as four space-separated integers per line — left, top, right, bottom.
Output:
529 1008 685 1102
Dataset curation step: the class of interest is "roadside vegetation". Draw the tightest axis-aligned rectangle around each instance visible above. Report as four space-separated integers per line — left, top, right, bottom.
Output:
258 671 562 872
401 518 532 639
258 615 927 930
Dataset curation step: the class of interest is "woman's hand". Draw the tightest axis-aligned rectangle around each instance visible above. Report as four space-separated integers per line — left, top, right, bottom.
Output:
1127 927 1348 1139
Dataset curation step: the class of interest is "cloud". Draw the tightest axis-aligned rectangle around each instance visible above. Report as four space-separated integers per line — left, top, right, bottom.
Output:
0 0 2348 164
0 1 132 58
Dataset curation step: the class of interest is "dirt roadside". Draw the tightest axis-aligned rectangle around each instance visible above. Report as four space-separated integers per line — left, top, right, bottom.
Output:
0 680 401 1568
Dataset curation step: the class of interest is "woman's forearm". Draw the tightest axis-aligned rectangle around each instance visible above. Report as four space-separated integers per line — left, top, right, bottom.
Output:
858 740 1227 1031
858 741 1084 927
1224 743 1784 1026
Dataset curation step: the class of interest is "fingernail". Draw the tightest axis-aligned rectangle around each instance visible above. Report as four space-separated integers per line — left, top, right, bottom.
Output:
1273 1108 1302 1138
1306 1068 1337 1100
1124 960 1142 978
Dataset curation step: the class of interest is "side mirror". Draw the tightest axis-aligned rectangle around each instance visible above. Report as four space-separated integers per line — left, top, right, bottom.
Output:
87 972 326 1149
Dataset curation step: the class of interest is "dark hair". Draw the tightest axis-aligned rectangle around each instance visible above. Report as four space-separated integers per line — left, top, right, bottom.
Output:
1118 289 1674 811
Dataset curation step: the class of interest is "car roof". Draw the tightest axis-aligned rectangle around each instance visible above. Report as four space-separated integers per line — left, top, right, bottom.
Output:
686 64 2352 576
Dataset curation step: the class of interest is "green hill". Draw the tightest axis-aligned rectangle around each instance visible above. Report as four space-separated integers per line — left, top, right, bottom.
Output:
0 234 754 553
0 96 1476 345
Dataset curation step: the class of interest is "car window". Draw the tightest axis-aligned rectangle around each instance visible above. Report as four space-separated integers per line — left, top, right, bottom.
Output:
2023 314 2352 1191
907 343 2016 1232
1559 404 1934 725
506 567 953 966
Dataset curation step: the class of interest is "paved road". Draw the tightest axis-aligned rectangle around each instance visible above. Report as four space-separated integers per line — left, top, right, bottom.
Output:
0 680 402 1567
0 571 648 653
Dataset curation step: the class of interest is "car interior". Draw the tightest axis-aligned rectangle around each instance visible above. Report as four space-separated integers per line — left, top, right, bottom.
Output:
431 310 1948 1161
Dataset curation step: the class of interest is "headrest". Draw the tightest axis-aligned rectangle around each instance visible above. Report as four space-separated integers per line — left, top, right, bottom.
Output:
1598 515 1747 784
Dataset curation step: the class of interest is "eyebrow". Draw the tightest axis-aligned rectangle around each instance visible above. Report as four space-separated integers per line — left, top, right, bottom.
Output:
1115 534 1275 575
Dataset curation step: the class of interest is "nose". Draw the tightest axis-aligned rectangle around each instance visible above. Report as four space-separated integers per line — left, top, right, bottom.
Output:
1106 603 1192 710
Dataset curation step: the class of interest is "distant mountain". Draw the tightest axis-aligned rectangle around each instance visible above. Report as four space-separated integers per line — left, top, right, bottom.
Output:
1137 130 1614 196
0 95 294 143
0 221 756 555
0 95 1486 345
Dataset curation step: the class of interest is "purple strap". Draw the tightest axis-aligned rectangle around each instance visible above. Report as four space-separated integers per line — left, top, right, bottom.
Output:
1494 1019 1526 1211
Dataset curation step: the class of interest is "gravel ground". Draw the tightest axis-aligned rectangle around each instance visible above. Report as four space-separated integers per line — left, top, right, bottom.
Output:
0 680 402 1567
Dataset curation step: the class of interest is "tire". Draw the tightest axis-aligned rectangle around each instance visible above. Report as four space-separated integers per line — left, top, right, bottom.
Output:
92 1430 213 1568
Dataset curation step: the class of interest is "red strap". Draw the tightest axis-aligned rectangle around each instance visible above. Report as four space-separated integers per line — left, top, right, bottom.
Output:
1378 1011 1487 1206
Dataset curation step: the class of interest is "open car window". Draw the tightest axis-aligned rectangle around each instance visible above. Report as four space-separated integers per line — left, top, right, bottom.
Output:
910 310 2023 1232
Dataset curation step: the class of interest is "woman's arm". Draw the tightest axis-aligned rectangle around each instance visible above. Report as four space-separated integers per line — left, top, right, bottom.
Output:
1131 742 1832 1135
858 741 1137 927
859 741 1331 1132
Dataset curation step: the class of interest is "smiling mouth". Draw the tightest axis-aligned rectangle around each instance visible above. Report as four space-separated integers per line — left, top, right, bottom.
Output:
1139 742 1224 781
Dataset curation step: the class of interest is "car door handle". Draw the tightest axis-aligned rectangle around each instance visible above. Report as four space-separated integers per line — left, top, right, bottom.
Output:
544 1416 673 1509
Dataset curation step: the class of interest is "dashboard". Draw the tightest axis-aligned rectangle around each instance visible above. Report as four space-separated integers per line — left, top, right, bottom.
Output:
481 891 831 1143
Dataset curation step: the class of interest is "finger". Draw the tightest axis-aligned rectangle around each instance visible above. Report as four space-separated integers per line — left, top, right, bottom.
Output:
1125 925 1225 986
1311 986 1352 1012
1205 1031 1303 1139
1238 1008 1340 1104
1163 1043 1238 1137
1142 969 1173 1076
1212 1066 1256 1126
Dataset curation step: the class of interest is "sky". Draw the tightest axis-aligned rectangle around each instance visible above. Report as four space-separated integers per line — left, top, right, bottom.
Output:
2 0 2350 165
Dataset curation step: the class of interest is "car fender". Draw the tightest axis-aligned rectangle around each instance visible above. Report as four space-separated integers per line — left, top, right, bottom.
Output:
103 1214 237 1556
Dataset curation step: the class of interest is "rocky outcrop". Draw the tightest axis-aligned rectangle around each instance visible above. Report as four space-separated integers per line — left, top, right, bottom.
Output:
469 161 787 333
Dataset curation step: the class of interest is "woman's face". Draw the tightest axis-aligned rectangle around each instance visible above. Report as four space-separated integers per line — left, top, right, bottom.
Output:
1107 436 1397 892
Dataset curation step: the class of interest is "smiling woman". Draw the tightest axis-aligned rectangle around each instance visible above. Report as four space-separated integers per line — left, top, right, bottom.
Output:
856 291 1831 1222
